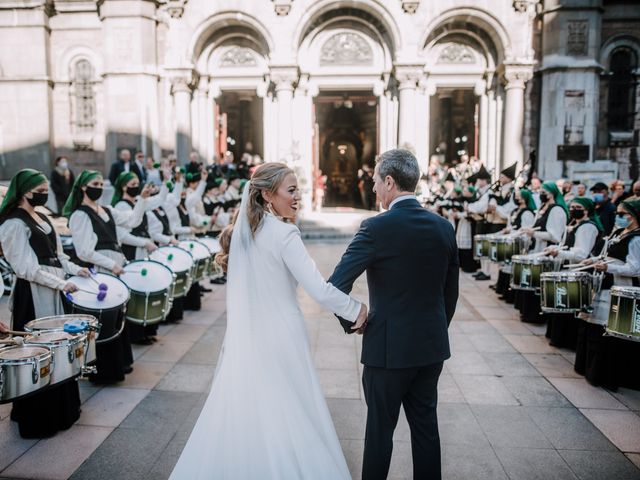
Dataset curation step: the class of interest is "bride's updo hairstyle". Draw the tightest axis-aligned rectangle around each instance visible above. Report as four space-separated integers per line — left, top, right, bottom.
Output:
215 162 294 272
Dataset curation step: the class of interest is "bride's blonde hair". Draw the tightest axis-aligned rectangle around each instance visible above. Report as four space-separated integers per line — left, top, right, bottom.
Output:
215 162 294 272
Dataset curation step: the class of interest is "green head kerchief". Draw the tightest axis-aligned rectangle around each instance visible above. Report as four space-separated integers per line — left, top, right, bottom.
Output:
0 169 48 219
466 186 476 194
542 181 568 217
518 188 537 212
571 197 604 232
62 170 101 217
111 171 138 206
621 199 640 226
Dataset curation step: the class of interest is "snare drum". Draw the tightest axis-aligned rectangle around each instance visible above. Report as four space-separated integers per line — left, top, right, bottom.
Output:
606 286 640 342
489 235 525 263
63 273 130 344
121 260 174 325
198 236 222 277
149 246 194 298
24 314 99 365
540 271 593 313
510 255 556 291
25 331 87 385
0 344 52 403
179 240 210 282
473 234 493 260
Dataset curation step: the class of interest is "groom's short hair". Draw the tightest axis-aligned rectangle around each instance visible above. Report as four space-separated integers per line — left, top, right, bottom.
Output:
377 149 420 192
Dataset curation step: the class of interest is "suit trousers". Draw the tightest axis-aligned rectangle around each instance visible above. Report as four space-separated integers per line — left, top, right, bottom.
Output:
362 362 443 480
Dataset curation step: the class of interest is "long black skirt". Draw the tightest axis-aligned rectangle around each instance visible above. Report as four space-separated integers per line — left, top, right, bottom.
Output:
85 308 129 384
183 281 201 311
546 313 579 350
575 321 640 390
519 290 544 324
459 249 478 273
11 279 81 438
496 269 514 304
166 297 184 323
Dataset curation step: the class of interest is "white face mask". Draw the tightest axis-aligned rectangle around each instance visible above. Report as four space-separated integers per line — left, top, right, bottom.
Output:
59 161 68 170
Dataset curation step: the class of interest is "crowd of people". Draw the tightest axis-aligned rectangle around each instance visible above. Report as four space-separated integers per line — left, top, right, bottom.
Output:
0 150 250 439
425 158 640 393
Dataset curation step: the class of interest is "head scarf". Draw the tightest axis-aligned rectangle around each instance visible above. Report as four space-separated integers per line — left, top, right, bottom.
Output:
518 188 537 212
111 171 138 206
542 181 568 216
0 169 48 220
621 199 640 226
62 170 101 217
571 197 604 232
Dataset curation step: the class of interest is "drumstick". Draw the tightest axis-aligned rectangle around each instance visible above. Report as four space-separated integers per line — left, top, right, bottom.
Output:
86 268 109 291
568 259 615 272
123 268 149 276
5 330 28 336
153 250 175 261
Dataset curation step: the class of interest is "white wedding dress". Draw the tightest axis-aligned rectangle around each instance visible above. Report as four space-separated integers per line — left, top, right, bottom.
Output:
169 188 361 480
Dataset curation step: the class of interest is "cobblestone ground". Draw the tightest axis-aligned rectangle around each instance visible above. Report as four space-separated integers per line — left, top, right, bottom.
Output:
1 243 640 480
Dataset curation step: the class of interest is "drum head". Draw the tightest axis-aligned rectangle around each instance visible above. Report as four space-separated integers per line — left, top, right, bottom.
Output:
178 240 210 261
0 345 49 360
149 247 193 273
66 273 130 310
27 331 75 344
199 237 221 254
25 314 98 332
122 260 173 292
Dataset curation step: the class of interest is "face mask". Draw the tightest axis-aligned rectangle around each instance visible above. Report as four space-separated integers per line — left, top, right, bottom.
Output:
27 191 48 207
126 186 140 197
58 161 68 170
569 209 585 221
592 193 604 203
85 186 103 201
539 192 549 204
615 215 631 229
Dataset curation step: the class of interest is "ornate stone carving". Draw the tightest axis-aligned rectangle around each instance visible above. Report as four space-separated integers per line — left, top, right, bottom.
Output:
219 47 258 68
567 20 589 56
272 0 292 16
270 66 298 92
401 1 419 13
158 0 189 18
512 0 537 13
502 66 534 90
320 33 373 66
437 44 475 64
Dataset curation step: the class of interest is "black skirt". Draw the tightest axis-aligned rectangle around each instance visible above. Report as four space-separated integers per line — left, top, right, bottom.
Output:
545 313 579 350
459 249 478 273
85 307 129 384
166 297 184 323
11 279 81 438
183 281 201 311
519 291 544 323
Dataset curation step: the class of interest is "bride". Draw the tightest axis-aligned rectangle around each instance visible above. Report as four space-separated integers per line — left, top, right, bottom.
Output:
169 163 368 479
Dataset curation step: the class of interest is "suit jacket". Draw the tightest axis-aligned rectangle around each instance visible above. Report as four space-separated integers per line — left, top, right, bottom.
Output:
108 160 146 185
328 198 459 369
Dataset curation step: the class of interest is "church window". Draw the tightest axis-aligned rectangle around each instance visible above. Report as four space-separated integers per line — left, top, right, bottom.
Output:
607 48 637 132
72 59 96 132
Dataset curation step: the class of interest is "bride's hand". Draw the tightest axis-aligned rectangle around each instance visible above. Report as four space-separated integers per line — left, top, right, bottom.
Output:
352 304 368 334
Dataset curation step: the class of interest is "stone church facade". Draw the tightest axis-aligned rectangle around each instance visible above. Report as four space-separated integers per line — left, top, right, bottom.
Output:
0 0 638 207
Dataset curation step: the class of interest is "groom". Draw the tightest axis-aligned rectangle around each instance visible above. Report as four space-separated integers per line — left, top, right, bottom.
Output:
328 149 459 480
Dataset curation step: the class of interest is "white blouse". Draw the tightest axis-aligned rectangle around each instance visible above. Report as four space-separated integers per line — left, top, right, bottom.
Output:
558 222 599 263
147 209 174 246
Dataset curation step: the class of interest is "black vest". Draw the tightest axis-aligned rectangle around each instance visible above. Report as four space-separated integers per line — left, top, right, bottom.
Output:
152 207 172 237
534 204 566 233
10 209 61 268
203 197 216 216
119 200 150 261
511 208 533 230
178 202 190 228
77 205 122 253
565 220 600 252
603 228 640 288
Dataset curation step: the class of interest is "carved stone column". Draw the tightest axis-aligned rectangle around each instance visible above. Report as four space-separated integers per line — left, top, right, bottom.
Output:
502 67 533 171
395 66 422 151
271 67 298 162
171 77 193 163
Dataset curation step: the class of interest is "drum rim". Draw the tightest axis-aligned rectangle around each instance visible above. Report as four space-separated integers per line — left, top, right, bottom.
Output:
178 240 210 260
24 314 99 332
610 286 640 298
122 259 174 292
0 345 52 362
511 255 555 265
25 330 86 346
65 272 131 308
540 271 591 279
150 246 194 270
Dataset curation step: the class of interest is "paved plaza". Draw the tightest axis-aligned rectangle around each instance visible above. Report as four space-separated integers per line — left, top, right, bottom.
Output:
1 241 640 480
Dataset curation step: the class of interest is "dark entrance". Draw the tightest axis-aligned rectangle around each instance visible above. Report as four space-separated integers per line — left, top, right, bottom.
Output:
314 91 378 208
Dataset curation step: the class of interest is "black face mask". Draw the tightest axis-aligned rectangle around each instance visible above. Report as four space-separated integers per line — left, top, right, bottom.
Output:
570 209 586 221
126 186 140 197
85 186 103 201
539 192 549 204
27 192 48 207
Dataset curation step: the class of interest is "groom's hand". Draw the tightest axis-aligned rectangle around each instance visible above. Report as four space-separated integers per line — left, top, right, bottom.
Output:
351 304 368 335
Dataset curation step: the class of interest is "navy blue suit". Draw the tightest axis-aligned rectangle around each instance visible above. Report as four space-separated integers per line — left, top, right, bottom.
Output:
328 198 459 480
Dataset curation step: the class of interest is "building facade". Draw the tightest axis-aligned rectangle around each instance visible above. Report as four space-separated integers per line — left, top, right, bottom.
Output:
0 0 638 209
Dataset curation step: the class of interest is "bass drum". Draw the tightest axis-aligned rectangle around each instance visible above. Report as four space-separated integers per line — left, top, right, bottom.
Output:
178 240 211 282
607 286 640 342
149 246 194 299
198 236 222 277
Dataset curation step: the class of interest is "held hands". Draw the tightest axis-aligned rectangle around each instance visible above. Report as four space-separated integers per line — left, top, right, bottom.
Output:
351 304 368 334
62 282 78 293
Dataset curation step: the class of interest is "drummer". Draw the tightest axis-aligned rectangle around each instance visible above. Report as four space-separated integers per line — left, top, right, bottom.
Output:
64 170 151 383
577 198 640 389
165 169 194 241
494 189 537 301
543 197 603 349
452 185 478 273
518 181 568 323
0 168 90 438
